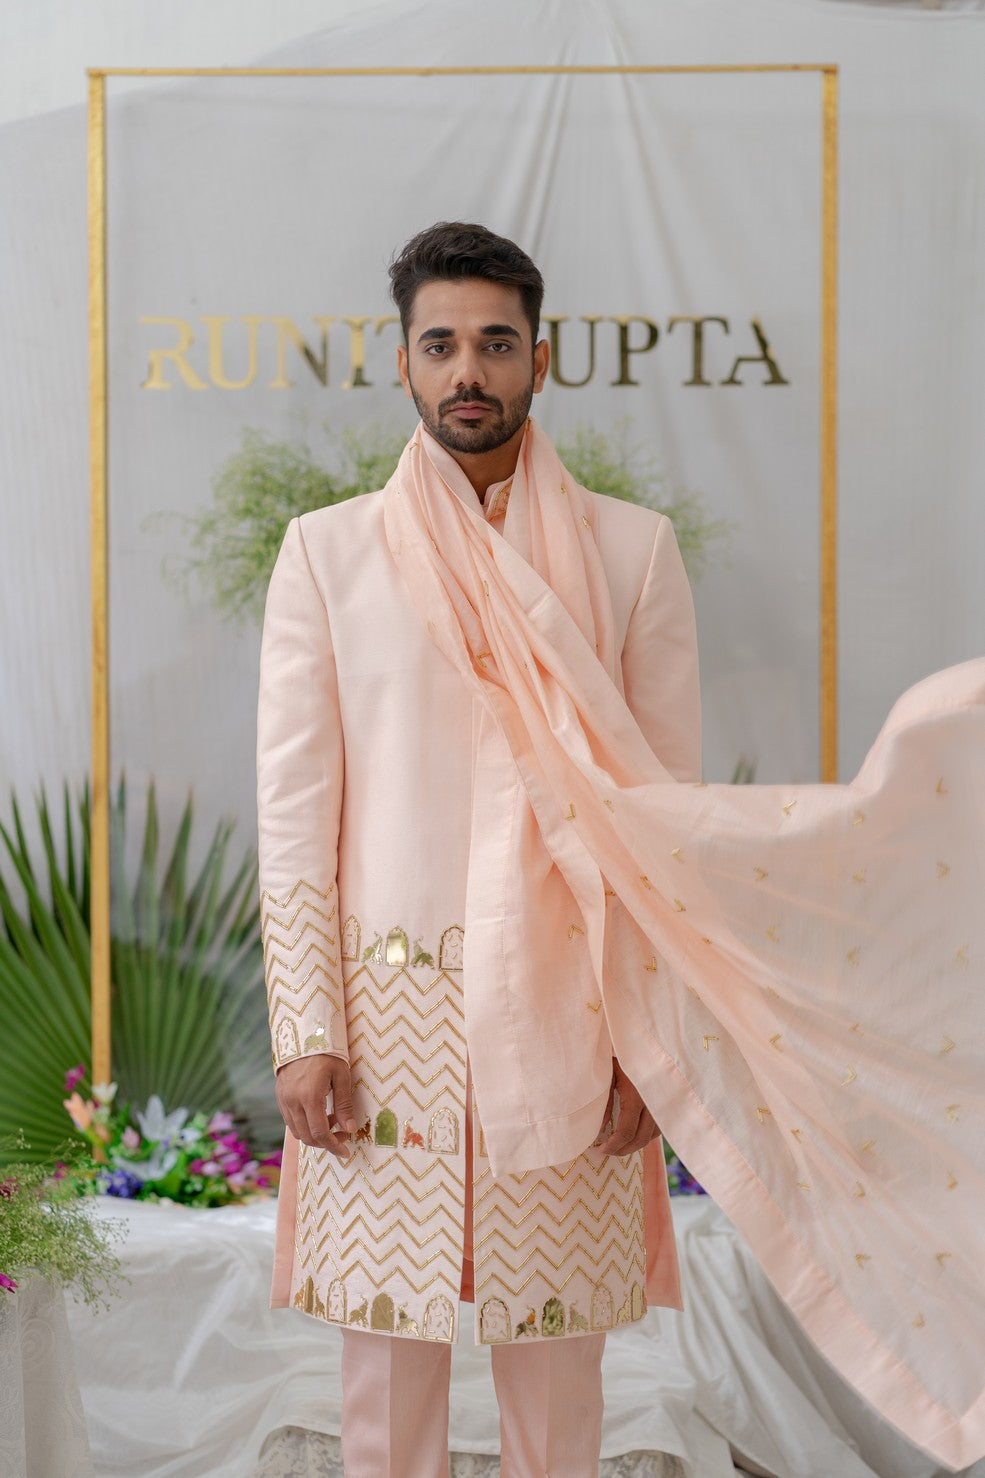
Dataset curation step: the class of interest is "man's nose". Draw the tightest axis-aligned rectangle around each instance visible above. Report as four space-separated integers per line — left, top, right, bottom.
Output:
453 347 485 388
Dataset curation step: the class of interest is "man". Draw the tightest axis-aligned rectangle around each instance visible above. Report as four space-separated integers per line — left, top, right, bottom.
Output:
257 221 701 1475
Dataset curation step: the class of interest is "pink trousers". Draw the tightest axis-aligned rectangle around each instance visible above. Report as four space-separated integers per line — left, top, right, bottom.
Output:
340 1326 606 1477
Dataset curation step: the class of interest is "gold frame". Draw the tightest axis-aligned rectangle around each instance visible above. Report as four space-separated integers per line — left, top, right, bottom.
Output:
87 62 839 1085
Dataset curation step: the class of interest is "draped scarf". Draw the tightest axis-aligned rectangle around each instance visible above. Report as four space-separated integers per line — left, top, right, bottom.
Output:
383 418 985 1469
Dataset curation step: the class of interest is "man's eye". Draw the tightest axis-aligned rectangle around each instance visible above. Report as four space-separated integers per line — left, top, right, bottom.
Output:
424 343 449 355
487 342 512 353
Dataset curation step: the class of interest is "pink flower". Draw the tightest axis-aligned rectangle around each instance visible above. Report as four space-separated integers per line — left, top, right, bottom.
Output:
64 1092 93 1131
0 1179 17 1199
256 1176 270 1188
64 1064 86 1093
0 1273 17 1293
260 1152 283 1169
121 1127 140 1151
207 1112 234 1135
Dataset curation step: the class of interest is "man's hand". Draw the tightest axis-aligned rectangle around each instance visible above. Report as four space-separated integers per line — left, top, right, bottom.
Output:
595 1058 660 1156
275 1054 357 1159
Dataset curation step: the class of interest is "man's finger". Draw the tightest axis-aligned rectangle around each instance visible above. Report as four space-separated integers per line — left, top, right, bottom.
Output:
328 1058 356 1135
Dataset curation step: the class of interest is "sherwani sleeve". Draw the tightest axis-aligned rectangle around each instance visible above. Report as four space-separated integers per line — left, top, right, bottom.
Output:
257 516 348 1072
621 513 702 783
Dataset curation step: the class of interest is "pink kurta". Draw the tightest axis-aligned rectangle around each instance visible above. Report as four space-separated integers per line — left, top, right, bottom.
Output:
378 420 985 1470
257 454 699 1345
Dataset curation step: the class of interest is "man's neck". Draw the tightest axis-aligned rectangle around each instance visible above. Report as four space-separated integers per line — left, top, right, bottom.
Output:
447 424 526 500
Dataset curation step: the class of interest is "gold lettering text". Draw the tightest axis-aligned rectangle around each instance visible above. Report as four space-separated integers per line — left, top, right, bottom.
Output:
269 316 336 388
722 317 789 387
140 316 208 391
203 315 263 390
667 316 730 387
610 316 660 387
544 316 603 388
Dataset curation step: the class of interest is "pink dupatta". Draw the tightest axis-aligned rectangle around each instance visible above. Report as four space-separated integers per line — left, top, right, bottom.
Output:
384 419 985 1468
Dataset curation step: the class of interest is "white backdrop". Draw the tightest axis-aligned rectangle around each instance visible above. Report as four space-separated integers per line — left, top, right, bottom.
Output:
1 0 984 864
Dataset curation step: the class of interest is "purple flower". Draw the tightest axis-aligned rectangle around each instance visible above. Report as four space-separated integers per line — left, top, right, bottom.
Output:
0 1273 17 1293
98 1168 143 1199
64 1064 86 1093
207 1111 234 1135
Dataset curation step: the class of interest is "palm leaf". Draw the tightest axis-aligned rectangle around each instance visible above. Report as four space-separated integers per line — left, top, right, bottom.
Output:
0 780 278 1165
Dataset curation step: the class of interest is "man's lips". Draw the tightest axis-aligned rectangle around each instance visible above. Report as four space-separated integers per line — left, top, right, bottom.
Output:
450 405 490 419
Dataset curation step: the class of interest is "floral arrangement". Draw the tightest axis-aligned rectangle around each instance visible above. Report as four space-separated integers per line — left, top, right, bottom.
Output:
0 1135 123 1305
664 1140 706 1197
62 1066 281 1208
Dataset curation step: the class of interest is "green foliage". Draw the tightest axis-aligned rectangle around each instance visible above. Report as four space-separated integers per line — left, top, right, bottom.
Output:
554 422 732 582
177 424 408 624
0 1139 124 1306
175 419 729 626
0 783 278 1167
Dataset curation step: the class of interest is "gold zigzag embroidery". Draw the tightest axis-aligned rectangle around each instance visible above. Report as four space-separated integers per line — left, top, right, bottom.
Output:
267 964 342 1000
267 984 344 1019
349 1058 466 1092
344 967 466 1006
347 1014 465 1050
300 1159 448 1198
345 981 466 1021
475 1235 644 1274
472 1192 643 1233
472 1166 639 1213
473 1255 646 1301
264 940 340 977
305 1214 461 1259
473 1215 644 1258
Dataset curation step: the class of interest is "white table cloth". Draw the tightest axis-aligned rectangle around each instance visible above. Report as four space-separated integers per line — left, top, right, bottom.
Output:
65 1196 985 1478
0 1274 94 1478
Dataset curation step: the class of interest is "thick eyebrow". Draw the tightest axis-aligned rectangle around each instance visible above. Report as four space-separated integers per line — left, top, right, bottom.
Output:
416 323 522 345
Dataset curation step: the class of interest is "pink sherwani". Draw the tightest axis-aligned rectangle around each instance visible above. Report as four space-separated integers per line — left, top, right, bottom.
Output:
257 466 700 1344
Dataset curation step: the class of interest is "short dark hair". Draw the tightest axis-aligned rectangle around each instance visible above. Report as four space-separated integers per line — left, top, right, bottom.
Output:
389 222 544 345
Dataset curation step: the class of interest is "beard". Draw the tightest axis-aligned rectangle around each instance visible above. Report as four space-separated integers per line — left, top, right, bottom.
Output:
409 379 535 456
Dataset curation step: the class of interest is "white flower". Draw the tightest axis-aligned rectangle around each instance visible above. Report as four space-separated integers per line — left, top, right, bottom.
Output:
136 1095 189 1145
113 1145 180 1182
92 1081 118 1106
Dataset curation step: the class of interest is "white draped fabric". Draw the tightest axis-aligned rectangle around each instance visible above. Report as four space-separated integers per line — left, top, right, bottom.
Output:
64 1198 985 1478
0 1276 94 1478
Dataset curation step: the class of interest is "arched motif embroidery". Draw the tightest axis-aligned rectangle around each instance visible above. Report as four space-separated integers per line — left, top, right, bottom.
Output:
542 1297 565 1337
438 925 464 970
631 1282 646 1321
374 1109 397 1146
275 1019 300 1062
423 1294 455 1342
479 1298 511 1344
327 1279 347 1324
428 1107 459 1155
341 915 361 961
302 1020 327 1052
385 927 408 966
371 1293 395 1332
590 1283 613 1331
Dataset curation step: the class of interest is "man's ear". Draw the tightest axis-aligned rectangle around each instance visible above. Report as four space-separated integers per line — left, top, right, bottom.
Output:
396 343 413 399
532 336 550 394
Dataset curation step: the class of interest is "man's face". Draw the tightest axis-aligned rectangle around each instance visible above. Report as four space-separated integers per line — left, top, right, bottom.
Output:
397 279 549 459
